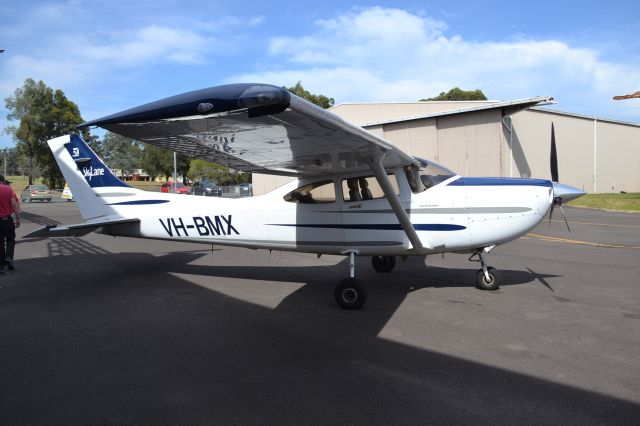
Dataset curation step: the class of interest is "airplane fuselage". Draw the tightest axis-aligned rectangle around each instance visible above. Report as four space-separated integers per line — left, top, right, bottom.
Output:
100 172 553 256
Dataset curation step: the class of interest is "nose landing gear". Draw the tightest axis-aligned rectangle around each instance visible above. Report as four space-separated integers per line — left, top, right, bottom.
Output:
469 251 503 291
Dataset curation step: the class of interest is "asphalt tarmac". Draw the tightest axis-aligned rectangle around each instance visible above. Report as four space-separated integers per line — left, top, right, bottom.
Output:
2 200 639 425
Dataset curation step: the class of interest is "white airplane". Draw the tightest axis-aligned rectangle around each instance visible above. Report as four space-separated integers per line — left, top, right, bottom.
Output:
26 83 585 309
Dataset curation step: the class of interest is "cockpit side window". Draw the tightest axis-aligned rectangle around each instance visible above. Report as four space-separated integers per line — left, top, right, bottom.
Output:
284 180 336 204
409 158 456 192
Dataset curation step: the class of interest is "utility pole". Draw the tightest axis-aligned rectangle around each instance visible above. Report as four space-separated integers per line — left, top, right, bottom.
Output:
2 51 7 177
173 151 177 193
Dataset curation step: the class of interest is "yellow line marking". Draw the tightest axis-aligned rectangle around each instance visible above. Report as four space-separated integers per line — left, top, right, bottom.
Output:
526 233 640 249
548 219 640 229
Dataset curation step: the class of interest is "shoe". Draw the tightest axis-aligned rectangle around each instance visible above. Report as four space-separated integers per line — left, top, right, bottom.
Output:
0 266 6 274
5 258 14 271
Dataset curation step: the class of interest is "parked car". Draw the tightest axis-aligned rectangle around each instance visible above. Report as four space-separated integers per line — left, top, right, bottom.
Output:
21 184 52 202
191 180 223 197
239 183 253 197
160 181 189 194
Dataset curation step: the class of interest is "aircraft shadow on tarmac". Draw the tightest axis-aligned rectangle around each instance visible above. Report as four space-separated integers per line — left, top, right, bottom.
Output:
20 210 61 226
2 241 638 424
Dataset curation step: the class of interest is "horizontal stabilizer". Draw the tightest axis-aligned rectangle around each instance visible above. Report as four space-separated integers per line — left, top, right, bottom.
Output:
24 218 140 238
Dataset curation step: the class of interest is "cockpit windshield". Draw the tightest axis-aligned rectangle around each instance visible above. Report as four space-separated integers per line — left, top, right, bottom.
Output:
404 157 456 193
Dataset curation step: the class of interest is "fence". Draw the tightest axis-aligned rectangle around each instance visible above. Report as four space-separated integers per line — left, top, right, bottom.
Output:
140 184 253 197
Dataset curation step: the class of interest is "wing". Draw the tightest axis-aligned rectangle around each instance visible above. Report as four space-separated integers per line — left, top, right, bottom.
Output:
79 83 414 176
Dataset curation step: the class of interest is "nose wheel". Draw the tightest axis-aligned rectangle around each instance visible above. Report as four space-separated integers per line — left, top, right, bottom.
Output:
470 251 502 290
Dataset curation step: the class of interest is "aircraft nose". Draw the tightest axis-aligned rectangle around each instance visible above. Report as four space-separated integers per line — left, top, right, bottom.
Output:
552 182 586 204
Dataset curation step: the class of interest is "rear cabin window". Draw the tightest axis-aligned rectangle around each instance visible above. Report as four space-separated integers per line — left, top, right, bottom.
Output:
341 175 399 202
284 180 336 204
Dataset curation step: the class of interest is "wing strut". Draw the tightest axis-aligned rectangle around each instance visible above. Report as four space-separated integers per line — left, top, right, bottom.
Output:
369 154 425 250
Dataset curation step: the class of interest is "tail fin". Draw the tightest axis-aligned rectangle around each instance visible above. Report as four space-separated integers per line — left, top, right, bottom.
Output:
48 134 139 220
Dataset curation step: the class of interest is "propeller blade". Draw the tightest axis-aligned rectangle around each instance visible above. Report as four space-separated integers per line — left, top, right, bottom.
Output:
550 122 558 182
548 204 555 228
558 204 571 233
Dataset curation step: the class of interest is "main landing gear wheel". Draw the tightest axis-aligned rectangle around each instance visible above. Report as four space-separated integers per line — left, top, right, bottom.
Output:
371 255 396 273
334 251 368 309
475 266 502 291
334 278 367 310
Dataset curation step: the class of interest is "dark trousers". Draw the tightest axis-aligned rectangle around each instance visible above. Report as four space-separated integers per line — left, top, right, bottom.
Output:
0 217 16 266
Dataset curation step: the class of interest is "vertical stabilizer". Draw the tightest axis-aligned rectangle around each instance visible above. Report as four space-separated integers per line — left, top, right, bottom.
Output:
48 134 138 220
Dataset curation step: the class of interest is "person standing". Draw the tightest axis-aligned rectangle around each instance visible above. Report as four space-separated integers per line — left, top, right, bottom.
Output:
0 174 20 272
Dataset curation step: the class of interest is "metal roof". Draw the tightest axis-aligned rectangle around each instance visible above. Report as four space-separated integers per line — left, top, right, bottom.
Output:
339 97 640 129
352 96 554 127
529 107 640 128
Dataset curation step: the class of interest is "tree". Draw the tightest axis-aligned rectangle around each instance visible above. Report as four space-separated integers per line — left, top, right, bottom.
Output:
101 132 142 177
0 148 18 176
177 154 191 184
285 82 335 109
140 144 191 182
4 78 90 187
420 87 487 101
188 159 250 186
140 144 172 181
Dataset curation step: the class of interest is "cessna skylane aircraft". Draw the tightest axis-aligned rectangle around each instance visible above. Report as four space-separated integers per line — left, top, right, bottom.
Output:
26 83 585 309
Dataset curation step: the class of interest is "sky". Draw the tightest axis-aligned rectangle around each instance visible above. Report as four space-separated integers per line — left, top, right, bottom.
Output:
1 0 639 148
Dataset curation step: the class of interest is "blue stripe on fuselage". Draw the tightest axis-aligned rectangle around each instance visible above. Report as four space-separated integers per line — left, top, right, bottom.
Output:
270 224 466 231
447 177 552 187
107 200 170 205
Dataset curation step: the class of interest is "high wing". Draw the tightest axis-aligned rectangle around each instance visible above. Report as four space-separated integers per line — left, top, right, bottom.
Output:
79 83 414 176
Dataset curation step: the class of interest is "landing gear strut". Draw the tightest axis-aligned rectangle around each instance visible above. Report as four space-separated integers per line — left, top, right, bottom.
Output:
469 251 502 291
334 251 368 309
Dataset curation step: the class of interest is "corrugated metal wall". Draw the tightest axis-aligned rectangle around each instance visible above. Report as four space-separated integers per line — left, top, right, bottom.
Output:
252 104 640 195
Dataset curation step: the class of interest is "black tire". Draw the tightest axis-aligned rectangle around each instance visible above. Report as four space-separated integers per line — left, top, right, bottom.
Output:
334 278 367 310
475 267 502 290
371 255 396 273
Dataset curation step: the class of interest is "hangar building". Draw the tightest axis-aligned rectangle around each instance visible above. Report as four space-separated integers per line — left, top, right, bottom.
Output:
253 99 640 195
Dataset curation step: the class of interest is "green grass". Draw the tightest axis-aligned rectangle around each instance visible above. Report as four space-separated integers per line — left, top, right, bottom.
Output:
568 193 640 212
6 176 46 193
128 181 164 190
